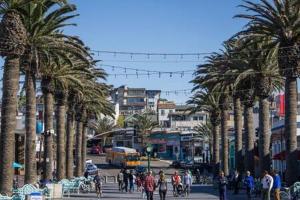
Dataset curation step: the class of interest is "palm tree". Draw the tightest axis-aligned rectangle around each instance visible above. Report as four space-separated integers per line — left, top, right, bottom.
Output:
90 117 117 146
193 122 213 163
236 0 300 185
0 0 27 194
130 112 158 148
187 90 221 176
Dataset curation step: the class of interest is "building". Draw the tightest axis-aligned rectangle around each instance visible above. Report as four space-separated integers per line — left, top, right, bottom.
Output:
271 116 300 175
147 131 193 160
158 100 176 127
169 105 207 131
111 85 161 116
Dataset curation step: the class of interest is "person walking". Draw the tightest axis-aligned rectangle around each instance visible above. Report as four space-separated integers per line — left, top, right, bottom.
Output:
218 171 228 200
172 171 181 196
93 170 104 199
129 170 135 193
117 169 124 192
244 171 254 200
123 169 129 192
261 170 274 200
271 170 281 200
183 170 192 197
232 170 241 194
157 172 168 200
144 171 156 200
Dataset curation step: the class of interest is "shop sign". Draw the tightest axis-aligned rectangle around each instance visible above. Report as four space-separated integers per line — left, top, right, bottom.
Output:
167 140 179 145
180 135 193 141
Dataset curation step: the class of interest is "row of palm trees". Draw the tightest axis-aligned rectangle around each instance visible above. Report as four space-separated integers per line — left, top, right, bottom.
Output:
189 0 300 186
0 0 113 195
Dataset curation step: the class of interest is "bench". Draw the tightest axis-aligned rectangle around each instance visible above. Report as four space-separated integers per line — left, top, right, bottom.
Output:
0 194 14 200
58 179 83 197
13 184 47 200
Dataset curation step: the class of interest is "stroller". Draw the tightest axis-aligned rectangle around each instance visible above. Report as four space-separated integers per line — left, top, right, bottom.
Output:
175 183 184 197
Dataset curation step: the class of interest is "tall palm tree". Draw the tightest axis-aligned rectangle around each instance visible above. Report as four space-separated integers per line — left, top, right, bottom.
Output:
193 122 213 163
236 0 300 185
187 90 221 176
130 112 158 147
0 0 27 194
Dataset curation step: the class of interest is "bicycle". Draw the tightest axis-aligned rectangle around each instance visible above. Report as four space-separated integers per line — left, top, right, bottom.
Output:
280 187 300 200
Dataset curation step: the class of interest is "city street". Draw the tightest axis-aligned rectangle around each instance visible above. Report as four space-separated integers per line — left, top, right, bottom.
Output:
82 154 260 200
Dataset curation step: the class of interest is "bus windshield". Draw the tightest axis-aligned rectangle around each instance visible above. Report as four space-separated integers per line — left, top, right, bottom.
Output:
126 155 139 161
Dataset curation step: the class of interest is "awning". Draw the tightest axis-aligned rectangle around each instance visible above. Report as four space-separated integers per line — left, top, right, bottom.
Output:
272 150 300 160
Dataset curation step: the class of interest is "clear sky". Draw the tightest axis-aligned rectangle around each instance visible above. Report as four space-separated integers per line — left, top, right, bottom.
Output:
1 0 247 103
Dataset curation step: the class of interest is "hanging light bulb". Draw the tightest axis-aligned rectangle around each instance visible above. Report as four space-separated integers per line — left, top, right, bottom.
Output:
159 72 161 78
147 54 150 59
114 52 116 57
170 72 173 77
112 66 115 71
130 53 133 59
163 54 166 59
181 71 184 78
147 71 150 79
197 54 200 60
114 74 117 78
180 54 183 59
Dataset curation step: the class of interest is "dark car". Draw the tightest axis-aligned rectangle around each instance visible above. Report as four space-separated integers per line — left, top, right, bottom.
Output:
135 165 146 174
170 160 181 168
90 146 101 154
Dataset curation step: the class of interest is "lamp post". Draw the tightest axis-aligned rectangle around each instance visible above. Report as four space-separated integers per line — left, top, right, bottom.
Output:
146 146 152 172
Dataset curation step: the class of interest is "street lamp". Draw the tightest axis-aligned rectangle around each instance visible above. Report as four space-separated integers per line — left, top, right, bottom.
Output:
146 146 153 172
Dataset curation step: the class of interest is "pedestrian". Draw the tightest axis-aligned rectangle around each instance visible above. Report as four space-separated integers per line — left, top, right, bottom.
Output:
157 172 167 200
144 171 156 200
93 170 104 198
218 171 228 200
123 169 129 192
271 170 281 200
129 170 135 193
232 170 241 194
183 170 192 197
244 171 254 200
171 171 181 196
261 170 274 200
136 174 142 192
117 169 124 192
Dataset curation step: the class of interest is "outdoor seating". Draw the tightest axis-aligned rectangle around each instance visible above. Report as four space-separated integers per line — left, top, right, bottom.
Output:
12 184 47 200
58 179 84 197
0 194 14 200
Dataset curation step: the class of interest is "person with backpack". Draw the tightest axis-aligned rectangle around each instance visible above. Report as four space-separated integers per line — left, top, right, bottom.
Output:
244 171 254 200
172 171 181 196
117 169 124 192
157 172 168 200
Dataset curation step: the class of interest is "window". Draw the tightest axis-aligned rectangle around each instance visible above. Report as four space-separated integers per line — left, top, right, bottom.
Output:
161 110 165 116
169 110 173 113
198 115 204 121
193 116 198 121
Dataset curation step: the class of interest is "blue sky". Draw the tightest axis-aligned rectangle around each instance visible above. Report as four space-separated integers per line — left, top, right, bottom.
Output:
1 0 247 103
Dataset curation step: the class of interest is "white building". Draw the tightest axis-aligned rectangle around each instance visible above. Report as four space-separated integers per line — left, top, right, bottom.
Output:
169 105 207 131
158 100 176 127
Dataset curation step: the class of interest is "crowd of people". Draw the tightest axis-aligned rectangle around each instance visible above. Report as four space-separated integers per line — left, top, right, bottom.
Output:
116 169 193 200
217 169 282 200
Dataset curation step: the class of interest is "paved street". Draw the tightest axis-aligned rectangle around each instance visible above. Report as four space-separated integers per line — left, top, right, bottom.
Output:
82 154 261 200
64 183 260 200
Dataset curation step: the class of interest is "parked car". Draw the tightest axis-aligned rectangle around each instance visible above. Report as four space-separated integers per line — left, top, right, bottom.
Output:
135 165 146 174
170 160 181 168
90 146 101 154
179 160 194 168
85 164 98 175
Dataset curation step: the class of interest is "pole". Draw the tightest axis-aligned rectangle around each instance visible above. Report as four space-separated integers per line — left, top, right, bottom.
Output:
147 152 150 172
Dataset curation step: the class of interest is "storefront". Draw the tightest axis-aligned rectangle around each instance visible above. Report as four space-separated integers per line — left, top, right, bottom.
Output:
180 134 193 161
147 132 181 160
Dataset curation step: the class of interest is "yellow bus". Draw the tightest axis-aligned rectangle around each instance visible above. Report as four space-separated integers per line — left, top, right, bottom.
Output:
106 147 141 168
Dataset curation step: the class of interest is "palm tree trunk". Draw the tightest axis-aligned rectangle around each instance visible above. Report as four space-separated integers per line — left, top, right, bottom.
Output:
244 105 255 174
66 111 75 179
221 108 229 176
212 123 220 176
81 123 87 173
258 98 271 175
56 96 66 180
43 91 54 180
285 77 298 186
75 119 83 177
0 56 20 195
233 97 243 172
24 71 37 184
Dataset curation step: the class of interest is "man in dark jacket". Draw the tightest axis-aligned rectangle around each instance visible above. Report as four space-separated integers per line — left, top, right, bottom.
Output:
232 170 242 194
123 169 129 192
218 171 228 200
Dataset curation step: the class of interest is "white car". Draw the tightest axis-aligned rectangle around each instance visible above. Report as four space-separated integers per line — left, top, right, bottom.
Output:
85 163 98 175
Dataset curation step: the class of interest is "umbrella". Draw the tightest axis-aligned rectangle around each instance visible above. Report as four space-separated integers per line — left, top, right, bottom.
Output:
13 162 23 168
